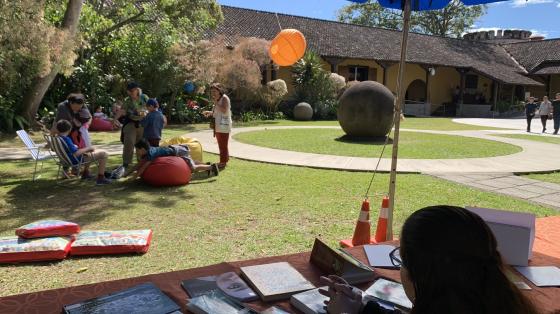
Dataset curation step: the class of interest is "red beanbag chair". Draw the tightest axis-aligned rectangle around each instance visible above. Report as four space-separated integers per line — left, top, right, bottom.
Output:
89 118 113 132
70 230 153 256
0 236 73 263
141 156 192 187
16 220 80 238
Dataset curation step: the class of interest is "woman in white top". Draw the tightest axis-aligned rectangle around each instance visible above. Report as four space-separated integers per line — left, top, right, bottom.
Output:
539 96 552 133
204 83 232 169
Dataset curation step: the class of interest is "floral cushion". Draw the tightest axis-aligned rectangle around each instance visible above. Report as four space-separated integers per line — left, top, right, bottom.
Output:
16 220 80 238
0 236 73 263
70 230 153 256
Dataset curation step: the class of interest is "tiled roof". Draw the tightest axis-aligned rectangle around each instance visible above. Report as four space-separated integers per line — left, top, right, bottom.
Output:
211 6 543 86
502 39 560 74
532 65 560 75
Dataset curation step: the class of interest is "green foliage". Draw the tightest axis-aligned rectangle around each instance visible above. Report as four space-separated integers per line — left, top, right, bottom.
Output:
292 52 336 115
169 94 211 124
338 0 486 38
0 96 28 132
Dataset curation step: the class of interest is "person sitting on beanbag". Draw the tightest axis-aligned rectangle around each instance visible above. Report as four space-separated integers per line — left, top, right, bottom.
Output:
126 139 219 179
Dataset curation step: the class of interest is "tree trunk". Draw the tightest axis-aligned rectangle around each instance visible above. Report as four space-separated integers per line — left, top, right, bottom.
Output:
22 0 83 126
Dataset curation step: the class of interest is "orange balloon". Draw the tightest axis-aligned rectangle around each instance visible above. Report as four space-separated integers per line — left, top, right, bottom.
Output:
269 29 307 66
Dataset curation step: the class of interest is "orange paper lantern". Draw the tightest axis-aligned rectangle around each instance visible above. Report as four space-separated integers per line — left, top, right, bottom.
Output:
269 29 307 66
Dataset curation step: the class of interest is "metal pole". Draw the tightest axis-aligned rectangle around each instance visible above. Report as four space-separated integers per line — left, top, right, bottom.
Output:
387 0 411 241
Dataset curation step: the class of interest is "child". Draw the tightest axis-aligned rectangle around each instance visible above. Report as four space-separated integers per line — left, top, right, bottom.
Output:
93 106 108 120
127 139 219 179
141 98 165 147
56 120 112 185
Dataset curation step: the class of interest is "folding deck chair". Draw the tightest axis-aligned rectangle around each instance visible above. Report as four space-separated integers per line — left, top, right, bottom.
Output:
43 134 98 180
16 130 54 181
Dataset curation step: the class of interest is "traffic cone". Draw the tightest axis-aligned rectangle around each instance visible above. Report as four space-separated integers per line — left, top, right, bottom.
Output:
373 196 390 243
340 199 374 248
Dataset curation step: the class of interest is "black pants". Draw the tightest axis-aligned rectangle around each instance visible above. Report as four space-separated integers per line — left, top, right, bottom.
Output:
526 114 534 131
541 115 548 131
554 113 560 133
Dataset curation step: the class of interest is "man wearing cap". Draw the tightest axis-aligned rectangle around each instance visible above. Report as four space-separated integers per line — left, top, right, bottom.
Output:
51 93 92 148
119 82 149 170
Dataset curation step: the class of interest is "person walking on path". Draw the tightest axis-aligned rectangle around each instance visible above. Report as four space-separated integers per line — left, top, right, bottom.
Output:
539 96 553 133
525 97 538 133
203 83 232 169
118 82 149 170
553 93 560 135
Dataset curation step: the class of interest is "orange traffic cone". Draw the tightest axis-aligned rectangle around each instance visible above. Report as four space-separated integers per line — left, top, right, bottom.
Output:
340 199 374 248
373 196 390 243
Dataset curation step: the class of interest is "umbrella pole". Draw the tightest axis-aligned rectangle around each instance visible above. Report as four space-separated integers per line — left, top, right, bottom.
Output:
387 0 412 241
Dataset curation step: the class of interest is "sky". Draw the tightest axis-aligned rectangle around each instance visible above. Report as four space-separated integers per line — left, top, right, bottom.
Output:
218 0 560 39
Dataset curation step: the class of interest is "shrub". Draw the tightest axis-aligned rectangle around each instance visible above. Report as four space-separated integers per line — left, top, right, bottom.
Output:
292 52 336 115
258 79 288 115
330 73 346 96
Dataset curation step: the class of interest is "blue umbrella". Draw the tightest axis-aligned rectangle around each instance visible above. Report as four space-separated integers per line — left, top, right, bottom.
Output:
347 0 508 240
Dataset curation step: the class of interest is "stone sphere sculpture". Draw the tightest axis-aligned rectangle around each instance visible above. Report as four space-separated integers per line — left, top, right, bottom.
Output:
293 102 313 121
337 81 394 137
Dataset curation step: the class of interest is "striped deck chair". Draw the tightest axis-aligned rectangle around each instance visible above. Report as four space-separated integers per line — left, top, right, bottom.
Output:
16 130 54 181
43 134 98 180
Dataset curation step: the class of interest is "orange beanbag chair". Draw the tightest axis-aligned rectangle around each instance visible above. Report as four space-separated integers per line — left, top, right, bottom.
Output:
89 118 113 132
141 156 192 186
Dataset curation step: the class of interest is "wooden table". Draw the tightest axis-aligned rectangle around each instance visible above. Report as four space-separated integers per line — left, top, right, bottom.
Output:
1 216 559 314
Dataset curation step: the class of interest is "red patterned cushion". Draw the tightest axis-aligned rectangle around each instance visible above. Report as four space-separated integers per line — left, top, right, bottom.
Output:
70 230 153 256
16 220 80 238
0 236 73 263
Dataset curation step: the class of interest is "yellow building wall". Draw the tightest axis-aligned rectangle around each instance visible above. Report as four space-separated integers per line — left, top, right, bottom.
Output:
476 74 493 102
277 67 295 95
337 59 383 82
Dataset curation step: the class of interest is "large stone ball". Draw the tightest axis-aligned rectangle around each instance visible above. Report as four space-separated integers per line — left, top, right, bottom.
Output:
338 81 394 137
293 102 313 121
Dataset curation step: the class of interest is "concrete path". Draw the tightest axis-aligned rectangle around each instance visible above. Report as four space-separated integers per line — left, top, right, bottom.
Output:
429 172 560 210
187 126 560 174
454 117 556 132
0 144 123 161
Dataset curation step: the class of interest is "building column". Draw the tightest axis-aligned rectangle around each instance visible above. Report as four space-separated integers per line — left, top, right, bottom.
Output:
323 57 345 74
456 68 468 116
271 62 278 81
378 61 396 87
492 81 499 111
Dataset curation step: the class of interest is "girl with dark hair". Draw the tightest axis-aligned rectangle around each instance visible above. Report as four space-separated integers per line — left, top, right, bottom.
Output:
321 205 539 314
203 83 232 169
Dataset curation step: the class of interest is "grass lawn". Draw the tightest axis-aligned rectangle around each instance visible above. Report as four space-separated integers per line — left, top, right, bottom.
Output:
0 156 556 296
524 172 560 184
234 128 522 159
0 117 508 149
494 134 560 145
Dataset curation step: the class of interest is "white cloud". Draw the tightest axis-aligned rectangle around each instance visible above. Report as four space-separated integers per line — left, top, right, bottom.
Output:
511 0 553 8
557 1 560 7
529 29 549 37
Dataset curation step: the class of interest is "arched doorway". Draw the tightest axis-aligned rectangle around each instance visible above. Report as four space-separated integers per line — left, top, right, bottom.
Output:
405 79 427 103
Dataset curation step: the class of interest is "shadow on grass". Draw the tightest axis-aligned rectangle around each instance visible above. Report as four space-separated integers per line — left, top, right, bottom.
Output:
335 135 393 145
0 168 198 233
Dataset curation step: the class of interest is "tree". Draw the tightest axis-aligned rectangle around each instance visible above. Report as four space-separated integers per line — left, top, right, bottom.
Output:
22 0 83 125
337 0 486 38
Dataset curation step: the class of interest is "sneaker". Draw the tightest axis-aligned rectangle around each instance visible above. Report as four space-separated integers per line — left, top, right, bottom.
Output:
211 163 220 176
217 163 226 170
111 166 125 179
96 177 112 185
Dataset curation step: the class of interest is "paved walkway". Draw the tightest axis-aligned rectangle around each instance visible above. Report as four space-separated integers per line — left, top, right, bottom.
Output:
429 172 560 210
187 125 560 174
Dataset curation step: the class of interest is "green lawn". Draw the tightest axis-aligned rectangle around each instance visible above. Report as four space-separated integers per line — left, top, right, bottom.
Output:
234 128 522 159
524 172 560 184
0 156 556 296
0 117 508 149
494 134 560 145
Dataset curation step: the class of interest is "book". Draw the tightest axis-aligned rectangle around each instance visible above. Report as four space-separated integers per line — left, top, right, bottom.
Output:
363 244 398 268
186 290 259 314
240 262 315 302
310 238 376 284
364 278 413 310
181 271 258 301
290 287 328 314
63 282 181 314
514 266 560 287
260 306 291 314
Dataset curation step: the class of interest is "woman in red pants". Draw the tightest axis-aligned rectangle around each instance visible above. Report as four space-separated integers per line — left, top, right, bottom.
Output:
204 83 232 169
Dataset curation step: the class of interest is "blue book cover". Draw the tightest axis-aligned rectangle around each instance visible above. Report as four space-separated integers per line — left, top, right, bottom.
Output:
63 282 181 314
